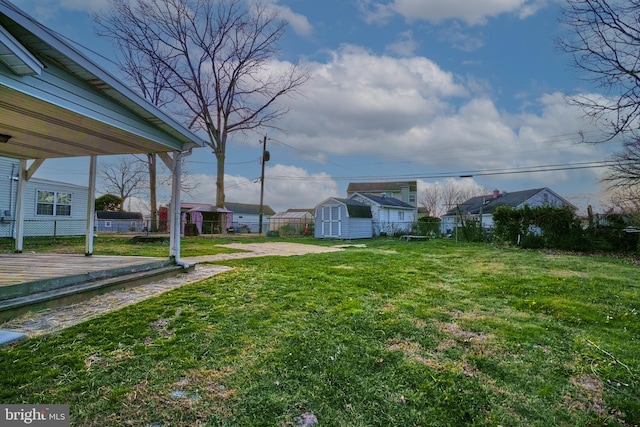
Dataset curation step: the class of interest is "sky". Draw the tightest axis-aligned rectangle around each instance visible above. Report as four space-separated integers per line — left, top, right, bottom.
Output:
10 0 622 214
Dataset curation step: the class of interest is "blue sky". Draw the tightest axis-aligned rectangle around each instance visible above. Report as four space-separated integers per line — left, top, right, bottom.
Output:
11 0 619 213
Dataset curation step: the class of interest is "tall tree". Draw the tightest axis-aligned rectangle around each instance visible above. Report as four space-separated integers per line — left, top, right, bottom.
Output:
99 157 147 211
559 0 640 188
119 41 175 231
94 0 310 209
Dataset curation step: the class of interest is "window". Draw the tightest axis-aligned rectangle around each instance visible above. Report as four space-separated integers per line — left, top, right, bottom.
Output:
37 190 72 216
398 211 405 220
409 194 416 203
105 221 112 228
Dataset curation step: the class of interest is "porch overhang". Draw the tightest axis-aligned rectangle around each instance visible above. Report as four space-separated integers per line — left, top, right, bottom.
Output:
0 0 205 262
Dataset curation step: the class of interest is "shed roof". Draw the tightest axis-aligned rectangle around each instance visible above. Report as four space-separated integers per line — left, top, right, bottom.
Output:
318 197 372 218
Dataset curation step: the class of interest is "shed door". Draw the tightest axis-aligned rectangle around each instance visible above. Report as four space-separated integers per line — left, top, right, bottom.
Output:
322 205 341 237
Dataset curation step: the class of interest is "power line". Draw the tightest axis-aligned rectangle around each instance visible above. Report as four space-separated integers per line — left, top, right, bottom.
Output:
263 160 626 182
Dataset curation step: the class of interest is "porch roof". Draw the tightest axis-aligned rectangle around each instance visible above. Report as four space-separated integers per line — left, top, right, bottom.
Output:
0 0 205 160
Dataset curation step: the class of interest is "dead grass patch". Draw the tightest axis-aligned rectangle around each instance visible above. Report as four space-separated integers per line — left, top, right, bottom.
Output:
551 269 587 278
99 367 236 427
565 374 606 416
435 321 493 343
331 264 355 270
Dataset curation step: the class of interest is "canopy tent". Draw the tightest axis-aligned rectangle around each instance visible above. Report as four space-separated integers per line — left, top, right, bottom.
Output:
0 0 205 264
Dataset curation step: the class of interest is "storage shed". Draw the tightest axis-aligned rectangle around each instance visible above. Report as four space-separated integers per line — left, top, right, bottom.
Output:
314 198 373 239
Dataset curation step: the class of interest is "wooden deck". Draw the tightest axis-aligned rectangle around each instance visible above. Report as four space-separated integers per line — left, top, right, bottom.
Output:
0 253 170 288
0 253 185 336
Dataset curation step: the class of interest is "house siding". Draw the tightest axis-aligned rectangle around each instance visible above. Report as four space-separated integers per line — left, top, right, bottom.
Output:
0 157 88 237
0 158 19 238
349 193 416 236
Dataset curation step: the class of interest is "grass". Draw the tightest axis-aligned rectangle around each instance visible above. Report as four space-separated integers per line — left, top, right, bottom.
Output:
0 234 331 257
0 238 638 426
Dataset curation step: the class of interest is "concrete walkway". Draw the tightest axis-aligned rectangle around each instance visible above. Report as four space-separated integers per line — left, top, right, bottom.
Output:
0 242 343 341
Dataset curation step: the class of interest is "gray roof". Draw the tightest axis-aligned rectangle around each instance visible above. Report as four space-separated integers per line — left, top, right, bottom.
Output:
225 202 275 216
445 188 574 216
321 198 372 218
354 193 415 209
96 211 143 220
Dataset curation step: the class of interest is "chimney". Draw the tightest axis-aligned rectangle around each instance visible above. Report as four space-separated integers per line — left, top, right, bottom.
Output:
492 189 500 199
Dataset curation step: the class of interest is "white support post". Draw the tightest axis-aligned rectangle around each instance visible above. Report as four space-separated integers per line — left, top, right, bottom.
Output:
13 159 26 253
85 155 97 256
169 151 182 262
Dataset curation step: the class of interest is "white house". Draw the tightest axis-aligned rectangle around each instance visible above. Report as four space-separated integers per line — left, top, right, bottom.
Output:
441 188 577 235
0 157 88 238
348 192 417 236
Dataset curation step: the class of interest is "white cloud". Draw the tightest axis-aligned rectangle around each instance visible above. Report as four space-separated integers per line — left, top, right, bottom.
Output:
266 3 314 37
181 165 337 212
278 47 601 167
385 31 420 57
365 0 548 25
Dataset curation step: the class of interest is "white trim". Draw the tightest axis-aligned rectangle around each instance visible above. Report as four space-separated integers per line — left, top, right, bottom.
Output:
0 24 44 76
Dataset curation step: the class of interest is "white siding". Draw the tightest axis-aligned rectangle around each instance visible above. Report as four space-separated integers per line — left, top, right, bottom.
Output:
0 158 19 238
23 178 88 236
0 158 89 238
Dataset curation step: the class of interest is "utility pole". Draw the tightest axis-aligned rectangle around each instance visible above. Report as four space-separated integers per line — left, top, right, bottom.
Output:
258 135 270 234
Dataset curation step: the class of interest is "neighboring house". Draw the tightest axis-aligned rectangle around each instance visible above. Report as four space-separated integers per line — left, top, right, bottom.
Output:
95 211 145 233
269 209 314 235
441 188 577 235
349 192 417 236
225 202 275 233
314 198 373 239
0 157 88 237
179 202 233 235
347 181 418 207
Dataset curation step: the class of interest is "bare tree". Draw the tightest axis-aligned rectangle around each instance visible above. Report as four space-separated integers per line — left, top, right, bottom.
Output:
559 0 640 142
602 139 640 188
604 186 640 216
94 0 311 210
120 44 176 231
420 179 487 218
99 157 148 211
559 0 640 192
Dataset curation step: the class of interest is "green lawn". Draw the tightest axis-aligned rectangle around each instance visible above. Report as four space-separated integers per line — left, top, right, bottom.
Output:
1 238 638 426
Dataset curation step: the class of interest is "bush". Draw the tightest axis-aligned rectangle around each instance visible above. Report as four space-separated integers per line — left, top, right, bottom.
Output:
415 216 441 236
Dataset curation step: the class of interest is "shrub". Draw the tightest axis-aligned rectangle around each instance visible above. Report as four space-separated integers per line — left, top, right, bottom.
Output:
415 216 441 236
